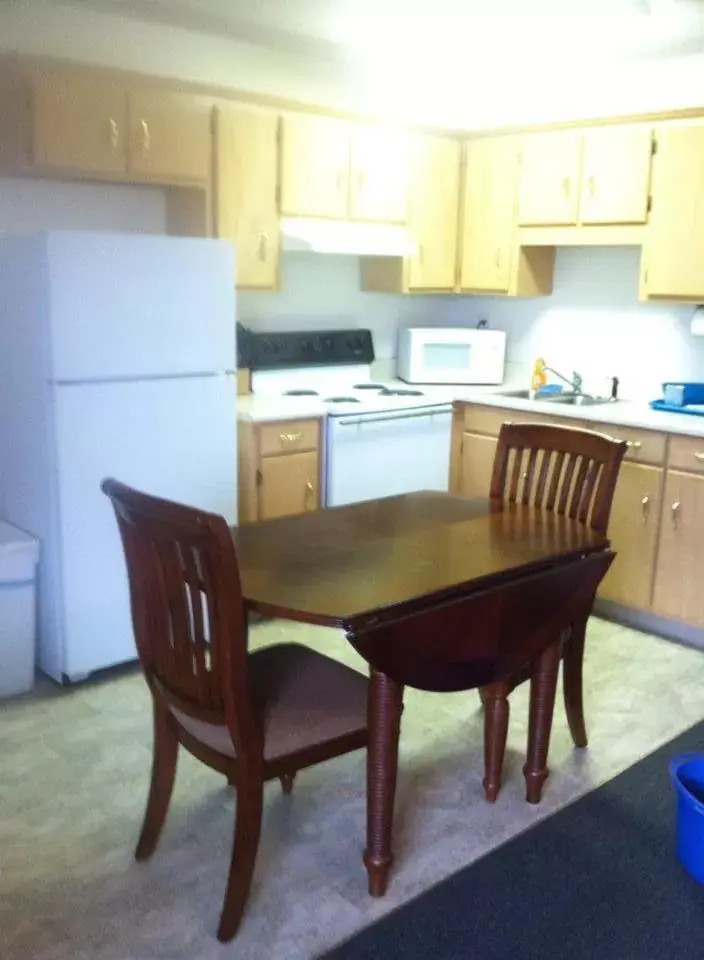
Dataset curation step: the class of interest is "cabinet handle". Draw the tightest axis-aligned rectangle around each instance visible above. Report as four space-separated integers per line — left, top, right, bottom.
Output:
641 495 650 521
279 431 302 444
258 232 268 262
588 175 595 197
562 176 571 197
494 248 501 269
626 440 642 450
694 453 704 462
109 117 119 153
305 480 315 509
672 500 681 529
140 119 151 155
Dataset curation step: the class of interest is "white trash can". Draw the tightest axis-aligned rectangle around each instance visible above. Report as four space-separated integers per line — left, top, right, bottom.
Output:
0 521 40 699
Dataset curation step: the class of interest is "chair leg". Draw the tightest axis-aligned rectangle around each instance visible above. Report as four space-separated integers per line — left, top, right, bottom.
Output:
217 780 264 943
478 687 489 709
563 617 589 748
135 700 178 861
523 642 561 804
279 773 296 795
482 682 510 803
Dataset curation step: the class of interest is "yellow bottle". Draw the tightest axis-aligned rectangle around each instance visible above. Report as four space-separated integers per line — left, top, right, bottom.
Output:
531 357 547 395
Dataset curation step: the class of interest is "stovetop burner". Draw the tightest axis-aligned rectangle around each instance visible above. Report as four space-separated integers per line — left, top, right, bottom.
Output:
325 396 361 404
378 388 424 397
283 389 319 396
353 383 385 390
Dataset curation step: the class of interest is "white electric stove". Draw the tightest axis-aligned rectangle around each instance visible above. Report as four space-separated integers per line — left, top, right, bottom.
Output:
247 329 453 506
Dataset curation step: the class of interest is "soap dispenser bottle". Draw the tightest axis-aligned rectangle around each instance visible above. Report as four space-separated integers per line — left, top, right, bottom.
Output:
530 357 547 398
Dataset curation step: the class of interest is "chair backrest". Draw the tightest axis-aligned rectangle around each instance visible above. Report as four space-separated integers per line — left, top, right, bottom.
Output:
102 479 256 759
490 422 627 534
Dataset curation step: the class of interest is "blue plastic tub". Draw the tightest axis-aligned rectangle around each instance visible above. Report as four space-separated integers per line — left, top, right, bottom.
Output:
670 754 704 883
662 382 704 407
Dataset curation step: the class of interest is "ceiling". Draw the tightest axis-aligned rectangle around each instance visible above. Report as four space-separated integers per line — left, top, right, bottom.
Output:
60 0 704 65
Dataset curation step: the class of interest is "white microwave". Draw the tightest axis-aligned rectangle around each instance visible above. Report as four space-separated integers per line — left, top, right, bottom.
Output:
397 327 506 385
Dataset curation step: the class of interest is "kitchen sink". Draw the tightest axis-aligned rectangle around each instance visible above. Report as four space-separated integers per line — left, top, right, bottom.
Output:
495 388 615 407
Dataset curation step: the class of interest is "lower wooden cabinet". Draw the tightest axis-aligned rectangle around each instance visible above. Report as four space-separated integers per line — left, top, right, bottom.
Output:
238 418 322 523
455 431 498 499
598 461 663 609
652 470 704 627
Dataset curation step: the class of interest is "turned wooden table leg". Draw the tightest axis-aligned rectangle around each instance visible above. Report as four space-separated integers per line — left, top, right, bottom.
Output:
364 667 404 898
523 641 561 804
482 681 510 803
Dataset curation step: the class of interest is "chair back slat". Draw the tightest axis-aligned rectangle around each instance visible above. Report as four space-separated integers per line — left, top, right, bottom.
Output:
102 478 257 760
490 423 627 534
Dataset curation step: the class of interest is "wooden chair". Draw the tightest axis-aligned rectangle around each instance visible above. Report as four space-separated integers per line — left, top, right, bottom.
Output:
102 479 369 942
481 422 627 803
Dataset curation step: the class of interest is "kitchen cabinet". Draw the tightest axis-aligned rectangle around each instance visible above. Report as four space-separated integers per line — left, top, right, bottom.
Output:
350 125 409 223
518 131 582 226
456 432 498 499
127 90 210 183
653 465 704 627
238 418 323 523
279 113 351 219
459 137 518 293
579 126 652 225
642 123 704 300
407 134 461 290
598 461 663 609
214 104 279 288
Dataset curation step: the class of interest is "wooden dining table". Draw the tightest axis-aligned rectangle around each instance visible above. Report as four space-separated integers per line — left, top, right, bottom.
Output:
232 491 614 897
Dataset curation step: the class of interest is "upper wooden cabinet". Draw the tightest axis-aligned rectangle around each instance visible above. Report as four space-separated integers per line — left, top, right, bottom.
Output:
127 90 210 183
407 134 460 290
518 132 582 226
349 125 409 223
279 114 350 219
579 126 652 225
213 104 279 289
642 123 704 301
460 137 518 293
279 113 409 223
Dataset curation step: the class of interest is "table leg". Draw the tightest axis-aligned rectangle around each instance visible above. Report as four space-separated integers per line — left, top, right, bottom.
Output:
523 641 561 804
364 667 404 897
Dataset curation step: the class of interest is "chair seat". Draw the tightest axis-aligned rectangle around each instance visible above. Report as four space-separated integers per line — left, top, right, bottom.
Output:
171 643 369 762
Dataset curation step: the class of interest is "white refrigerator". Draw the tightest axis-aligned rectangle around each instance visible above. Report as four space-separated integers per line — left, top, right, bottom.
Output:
0 231 238 683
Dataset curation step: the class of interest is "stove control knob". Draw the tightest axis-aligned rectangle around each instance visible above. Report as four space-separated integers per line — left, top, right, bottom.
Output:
312 336 323 353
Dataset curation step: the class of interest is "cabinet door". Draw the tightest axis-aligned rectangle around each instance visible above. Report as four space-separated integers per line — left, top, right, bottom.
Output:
580 126 653 225
128 90 210 182
349 125 409 223
517 132 582 226
598 462 663 608
279 114 350 219
458 432 498 499
30 70 128 176
407 135 460 291
643 124 704 300
652 471 704 626
459 137 518 293
213 105 279 289
259 451 319 520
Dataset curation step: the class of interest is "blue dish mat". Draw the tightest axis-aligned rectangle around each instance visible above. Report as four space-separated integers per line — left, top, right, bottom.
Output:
650 399 704 417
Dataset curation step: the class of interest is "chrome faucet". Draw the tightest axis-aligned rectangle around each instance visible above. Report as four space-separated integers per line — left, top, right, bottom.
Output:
545 366 584 396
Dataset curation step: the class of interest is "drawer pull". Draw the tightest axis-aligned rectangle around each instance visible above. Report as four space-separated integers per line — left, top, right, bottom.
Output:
305 480 315 509
626 440 642 450
641 495 650 521
672 500 681 529
109 117 119 152
695 453 704 462
279 431 302 443
140 119 151 155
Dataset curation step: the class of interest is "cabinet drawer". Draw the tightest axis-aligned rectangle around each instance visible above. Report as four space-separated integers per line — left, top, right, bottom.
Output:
258 419 319 456
667 434 704 474
591 424 665 464
461 404 590 436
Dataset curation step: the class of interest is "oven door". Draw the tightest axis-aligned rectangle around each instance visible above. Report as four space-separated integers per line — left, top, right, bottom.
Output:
325 406 452 507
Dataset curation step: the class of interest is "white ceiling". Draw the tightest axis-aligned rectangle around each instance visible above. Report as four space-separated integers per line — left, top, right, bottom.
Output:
60 0 704 65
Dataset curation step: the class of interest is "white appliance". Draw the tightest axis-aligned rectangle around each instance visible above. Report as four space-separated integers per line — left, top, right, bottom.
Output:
0 231 238 683
397 327 506 385
247 329 452 509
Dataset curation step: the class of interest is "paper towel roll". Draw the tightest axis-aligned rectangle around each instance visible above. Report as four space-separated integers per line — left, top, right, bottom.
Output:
691 306 704 337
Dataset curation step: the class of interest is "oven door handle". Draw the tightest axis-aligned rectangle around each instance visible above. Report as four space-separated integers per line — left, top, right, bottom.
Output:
336 407 451 427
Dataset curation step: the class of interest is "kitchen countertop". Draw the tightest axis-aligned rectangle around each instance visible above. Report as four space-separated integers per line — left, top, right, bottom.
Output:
237 383 704 439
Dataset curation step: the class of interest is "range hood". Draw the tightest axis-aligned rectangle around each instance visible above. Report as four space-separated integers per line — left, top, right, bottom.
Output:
280 217 415 257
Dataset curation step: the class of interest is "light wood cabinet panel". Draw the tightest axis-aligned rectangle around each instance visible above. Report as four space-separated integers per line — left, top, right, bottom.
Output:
599 462 663 608
349 125 409 223
459 137 518 292
579 126 652 225
643 123 704 300
279 114 350 219
457 432 498 499
213 105 279 288
258 420 319 456
127 90 210 182
259 450 319 520
590 423 666 465
652 471 704 626
518 132 582 226
668 434 704 475
30 70 128 176
407 134 460 291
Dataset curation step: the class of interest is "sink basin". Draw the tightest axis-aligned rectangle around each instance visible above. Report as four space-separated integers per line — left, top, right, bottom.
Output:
494 389 616 407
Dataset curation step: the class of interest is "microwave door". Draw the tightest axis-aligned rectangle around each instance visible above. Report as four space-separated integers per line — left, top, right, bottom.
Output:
422 341 474 383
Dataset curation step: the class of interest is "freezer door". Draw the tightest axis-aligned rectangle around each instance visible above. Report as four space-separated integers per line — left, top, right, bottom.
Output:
45 232 236 381
53 375 237 680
